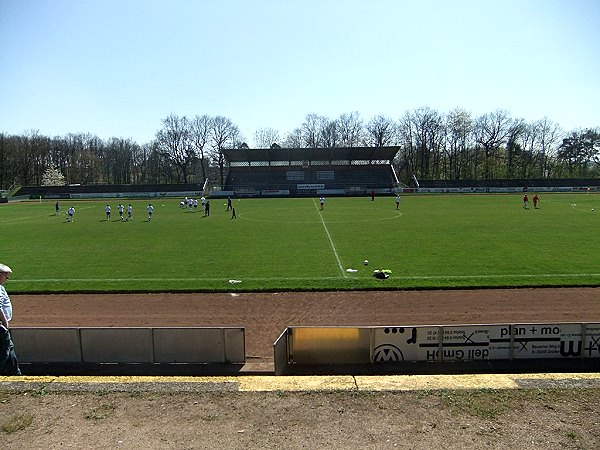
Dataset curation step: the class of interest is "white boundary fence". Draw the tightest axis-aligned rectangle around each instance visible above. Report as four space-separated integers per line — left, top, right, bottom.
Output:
398 186 599 194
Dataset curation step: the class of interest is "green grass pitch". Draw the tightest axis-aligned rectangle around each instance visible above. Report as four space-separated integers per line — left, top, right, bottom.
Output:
1 193 599 293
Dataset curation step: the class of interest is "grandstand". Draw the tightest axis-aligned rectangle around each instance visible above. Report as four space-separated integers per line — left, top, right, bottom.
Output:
222 146 401 197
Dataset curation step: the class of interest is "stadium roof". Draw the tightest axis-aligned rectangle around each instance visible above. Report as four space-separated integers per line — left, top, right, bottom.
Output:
223 146 400 163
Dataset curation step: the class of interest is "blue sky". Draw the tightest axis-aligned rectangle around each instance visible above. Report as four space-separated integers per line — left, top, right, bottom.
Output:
1 0 598 146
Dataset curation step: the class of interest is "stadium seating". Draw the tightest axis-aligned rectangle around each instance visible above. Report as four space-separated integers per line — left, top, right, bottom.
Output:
221 146 400 195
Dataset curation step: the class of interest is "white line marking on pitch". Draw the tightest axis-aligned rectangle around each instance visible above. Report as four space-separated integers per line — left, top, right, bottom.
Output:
313 199 347 278
11 274 600 284
11 276 349 283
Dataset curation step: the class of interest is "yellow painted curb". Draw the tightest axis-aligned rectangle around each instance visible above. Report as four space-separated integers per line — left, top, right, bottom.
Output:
236 376 356 392
355 374 519 391
1 373 599 392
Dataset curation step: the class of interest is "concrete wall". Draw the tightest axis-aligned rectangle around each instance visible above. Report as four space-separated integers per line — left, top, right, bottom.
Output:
12 327 245 364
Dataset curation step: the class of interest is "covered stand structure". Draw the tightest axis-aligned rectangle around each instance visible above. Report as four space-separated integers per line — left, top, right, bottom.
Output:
222 146 400 197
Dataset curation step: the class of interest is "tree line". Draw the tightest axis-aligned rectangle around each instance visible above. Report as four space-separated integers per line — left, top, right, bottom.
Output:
0 108 598 190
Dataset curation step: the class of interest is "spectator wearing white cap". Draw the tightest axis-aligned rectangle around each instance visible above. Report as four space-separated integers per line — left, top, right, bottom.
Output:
0 263 21 375
0 264 14 326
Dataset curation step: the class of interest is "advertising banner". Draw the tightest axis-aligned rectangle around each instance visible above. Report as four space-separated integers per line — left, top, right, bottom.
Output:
371 323 600 363
297 184 325 190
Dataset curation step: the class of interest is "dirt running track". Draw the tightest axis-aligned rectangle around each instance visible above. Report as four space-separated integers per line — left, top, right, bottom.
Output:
10 287 600 369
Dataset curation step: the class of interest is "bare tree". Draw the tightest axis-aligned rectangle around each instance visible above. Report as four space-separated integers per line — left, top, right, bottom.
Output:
396 108 443 179
338 111 364 147
253 127 280 149
142 141 176 183
474 110 512 179
155 114 193 183
444 108 474 179
81 135 104 183
365 115 396 147
417 107 444 178
0 133 7 188
129 141 149 183
557 128 600 177
282 128 303 148
105 138 138 184
190 115 212 183
301 113 326 148
46 134 97 185
210 116 241 187
505 118 527 178
535 118 562 177
513 119 559 179
9 130 48 186
320 118 339 148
